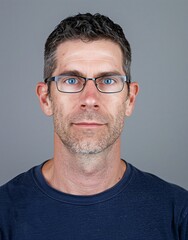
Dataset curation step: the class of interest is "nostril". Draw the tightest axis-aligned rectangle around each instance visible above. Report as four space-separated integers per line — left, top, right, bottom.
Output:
81 104 86 108
80 103 99 110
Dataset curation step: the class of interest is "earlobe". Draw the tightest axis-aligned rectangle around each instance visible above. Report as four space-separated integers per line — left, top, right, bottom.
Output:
36 82 53 116
125 82 139 117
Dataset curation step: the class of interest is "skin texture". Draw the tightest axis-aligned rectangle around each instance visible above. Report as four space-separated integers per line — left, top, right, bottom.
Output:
36 39 139 195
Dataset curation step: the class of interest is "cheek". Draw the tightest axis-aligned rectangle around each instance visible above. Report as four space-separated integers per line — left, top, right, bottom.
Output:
52 105 63 128
105 99 126 127
51 99 65 125
51 94 72 115
109 96 127 116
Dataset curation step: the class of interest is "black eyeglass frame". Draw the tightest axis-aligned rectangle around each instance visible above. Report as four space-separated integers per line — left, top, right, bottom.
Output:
44 74 130 94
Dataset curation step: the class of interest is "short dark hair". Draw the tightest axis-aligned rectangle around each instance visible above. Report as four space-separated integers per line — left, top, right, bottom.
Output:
44 13 131 83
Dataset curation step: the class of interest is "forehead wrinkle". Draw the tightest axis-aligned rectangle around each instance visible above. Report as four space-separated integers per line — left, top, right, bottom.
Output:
56 60 123 78
56 52 120 69
53 39 124 76
56 39 123 64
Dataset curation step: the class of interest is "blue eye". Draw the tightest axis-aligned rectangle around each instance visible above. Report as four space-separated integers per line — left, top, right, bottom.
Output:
103 78 115 85
65 78 78 85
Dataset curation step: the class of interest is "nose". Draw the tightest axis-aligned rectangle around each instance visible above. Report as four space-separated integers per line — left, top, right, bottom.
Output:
80 79 100 110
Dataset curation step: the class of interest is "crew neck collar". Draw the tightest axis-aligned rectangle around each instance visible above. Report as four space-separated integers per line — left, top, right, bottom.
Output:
32 160 133 206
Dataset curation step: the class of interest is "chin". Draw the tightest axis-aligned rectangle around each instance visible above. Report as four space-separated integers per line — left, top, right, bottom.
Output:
66 139 114 155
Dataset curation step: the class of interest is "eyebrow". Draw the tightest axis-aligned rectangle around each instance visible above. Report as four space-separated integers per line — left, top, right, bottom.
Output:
57 70 125 77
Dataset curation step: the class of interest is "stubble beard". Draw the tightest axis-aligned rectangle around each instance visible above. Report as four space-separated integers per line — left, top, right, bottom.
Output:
52 105 126 155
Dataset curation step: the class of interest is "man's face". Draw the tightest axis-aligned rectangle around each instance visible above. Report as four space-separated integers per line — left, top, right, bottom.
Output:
45 39 137 154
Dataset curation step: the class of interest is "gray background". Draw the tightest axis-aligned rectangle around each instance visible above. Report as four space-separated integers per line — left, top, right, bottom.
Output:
0 0 187 189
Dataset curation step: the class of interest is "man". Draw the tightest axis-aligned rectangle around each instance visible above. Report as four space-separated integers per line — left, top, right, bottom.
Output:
0 13 187 239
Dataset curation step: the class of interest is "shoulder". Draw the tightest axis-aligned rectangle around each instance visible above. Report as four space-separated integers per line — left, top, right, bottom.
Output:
131 164 188 200
131 163 188 212
130 163 188 195
0 167 40 231
0 168 36 215
129 163 188 221
124 163 188 238
0 172 27 203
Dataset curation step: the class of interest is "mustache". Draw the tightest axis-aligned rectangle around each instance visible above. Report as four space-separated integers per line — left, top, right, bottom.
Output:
68 111 109 124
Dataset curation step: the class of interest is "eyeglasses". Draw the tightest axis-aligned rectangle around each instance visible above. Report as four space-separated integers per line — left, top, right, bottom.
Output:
44 74 128 94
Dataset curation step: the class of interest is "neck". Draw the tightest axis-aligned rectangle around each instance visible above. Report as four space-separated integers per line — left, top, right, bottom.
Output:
42 134 126 195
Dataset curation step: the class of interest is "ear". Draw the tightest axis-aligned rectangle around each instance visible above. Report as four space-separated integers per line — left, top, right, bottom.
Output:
125 82 139 117
36 82 53 116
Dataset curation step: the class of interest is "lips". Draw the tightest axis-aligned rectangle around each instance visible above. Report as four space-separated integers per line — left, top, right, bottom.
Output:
73 122 105 128
74 122 104 125
69 112 108 127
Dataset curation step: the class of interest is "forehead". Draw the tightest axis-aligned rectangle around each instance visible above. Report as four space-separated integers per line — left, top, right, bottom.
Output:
53 39 124 76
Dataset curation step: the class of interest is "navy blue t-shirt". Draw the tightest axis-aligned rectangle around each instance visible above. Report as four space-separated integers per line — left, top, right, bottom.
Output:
0 161 188 239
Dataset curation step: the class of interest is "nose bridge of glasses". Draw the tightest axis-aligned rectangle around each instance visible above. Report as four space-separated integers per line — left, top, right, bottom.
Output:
82 77 100 93
84 77 98 88
85 77 97 82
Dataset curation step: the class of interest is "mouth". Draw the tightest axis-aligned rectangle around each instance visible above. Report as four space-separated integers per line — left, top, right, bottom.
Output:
72 122 106 128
